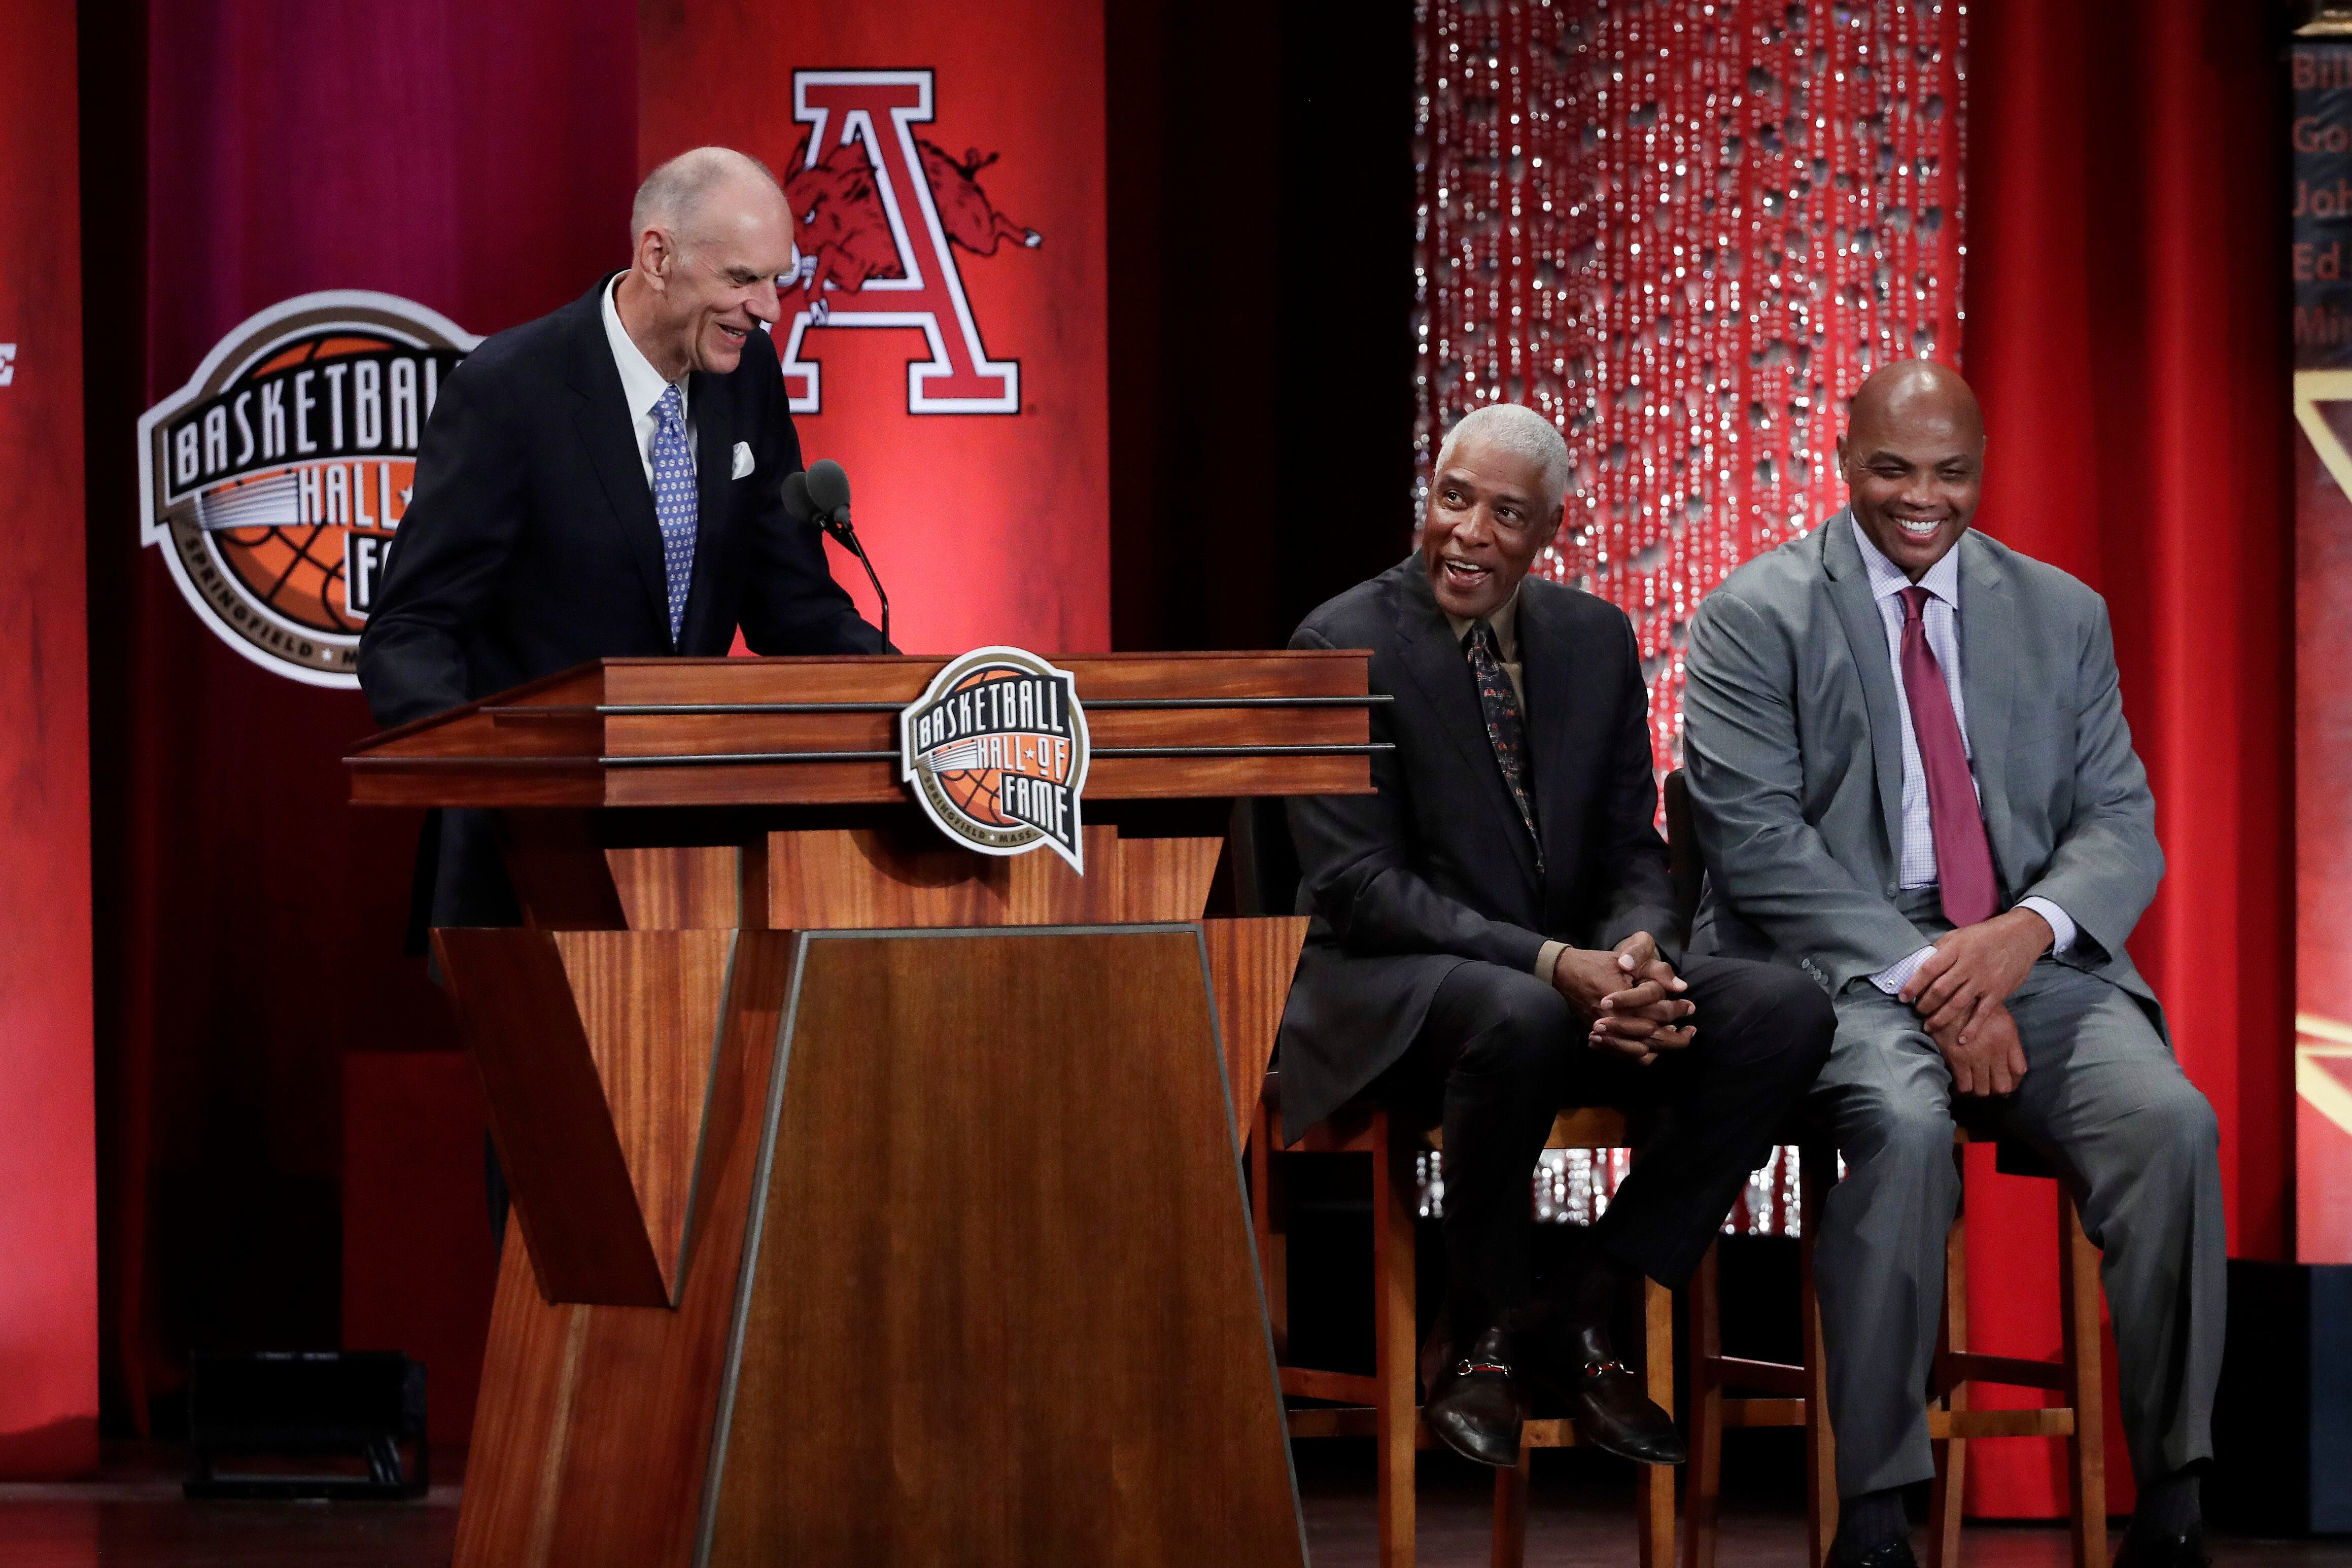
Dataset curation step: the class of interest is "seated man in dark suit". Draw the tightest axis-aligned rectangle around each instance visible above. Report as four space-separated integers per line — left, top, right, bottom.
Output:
1277 403 1835 1468
359 146 888 927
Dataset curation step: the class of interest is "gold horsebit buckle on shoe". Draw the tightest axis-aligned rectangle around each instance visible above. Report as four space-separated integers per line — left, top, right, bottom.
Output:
1580 1359 1629 1378
1451 1358 1514 1379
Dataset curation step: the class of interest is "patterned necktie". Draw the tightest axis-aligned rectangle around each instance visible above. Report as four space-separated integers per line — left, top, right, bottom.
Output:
650 384 697 645
1897 585 1997 926
1465 620 1541 860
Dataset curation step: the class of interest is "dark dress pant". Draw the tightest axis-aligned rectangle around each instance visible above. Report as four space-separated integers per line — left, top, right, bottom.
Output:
1381 953 1833 1336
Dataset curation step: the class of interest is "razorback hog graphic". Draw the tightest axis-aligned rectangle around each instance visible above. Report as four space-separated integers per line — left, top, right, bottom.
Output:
775 69 1035 414
784 133 1041 301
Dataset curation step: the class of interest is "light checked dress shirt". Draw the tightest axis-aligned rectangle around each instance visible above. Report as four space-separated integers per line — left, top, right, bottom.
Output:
1849 517 2076 994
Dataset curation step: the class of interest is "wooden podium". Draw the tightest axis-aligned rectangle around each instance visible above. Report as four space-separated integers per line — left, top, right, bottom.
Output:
345 653 1376 1568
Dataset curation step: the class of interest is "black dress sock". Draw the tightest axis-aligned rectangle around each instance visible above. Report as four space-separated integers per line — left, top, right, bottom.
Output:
2130 1465 2203 1537
1556 1240 1627 1330
1835 1487 1909 1554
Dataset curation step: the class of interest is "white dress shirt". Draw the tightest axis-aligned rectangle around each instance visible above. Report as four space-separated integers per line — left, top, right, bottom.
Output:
600 273 695 485
1850 518 2075 994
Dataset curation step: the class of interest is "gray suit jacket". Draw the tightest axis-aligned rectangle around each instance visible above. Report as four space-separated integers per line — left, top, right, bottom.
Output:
1680 511 2165 1033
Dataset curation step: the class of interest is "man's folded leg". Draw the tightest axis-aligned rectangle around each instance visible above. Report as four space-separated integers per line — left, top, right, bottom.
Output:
1587 953 1835 1289
1546 952 1831 1464
1378 959 1576 1467
1385 953 1835 1469
1810 987 1966 1525
1996 961 2225 1568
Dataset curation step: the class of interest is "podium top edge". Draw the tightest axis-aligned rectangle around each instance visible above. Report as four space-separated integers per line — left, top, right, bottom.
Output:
581 651 1374 665
345 650 1376 756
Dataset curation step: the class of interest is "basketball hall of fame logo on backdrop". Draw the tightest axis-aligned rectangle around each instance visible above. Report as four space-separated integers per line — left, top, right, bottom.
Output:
900 648 1090 870
779 69 1042 415
137 292 480 688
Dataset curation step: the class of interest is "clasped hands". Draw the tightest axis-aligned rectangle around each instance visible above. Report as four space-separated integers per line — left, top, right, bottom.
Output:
1898 907 2053 1097
1549 932 1695 1064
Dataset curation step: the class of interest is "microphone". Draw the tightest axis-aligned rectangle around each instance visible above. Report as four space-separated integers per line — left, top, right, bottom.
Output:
805 459 852 530
787 459 890 648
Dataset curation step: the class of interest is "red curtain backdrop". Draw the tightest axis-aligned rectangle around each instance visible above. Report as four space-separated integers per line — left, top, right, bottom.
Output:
1961 0 2292 1516
0 0 97 1480
640 3 1111 657
91 0 638 1435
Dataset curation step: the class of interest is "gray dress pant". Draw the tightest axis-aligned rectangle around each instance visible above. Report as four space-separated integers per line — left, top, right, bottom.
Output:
1812 893 2226 1497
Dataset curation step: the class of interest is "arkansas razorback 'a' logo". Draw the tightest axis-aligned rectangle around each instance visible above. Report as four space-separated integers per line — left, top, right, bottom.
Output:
779 69 1039 415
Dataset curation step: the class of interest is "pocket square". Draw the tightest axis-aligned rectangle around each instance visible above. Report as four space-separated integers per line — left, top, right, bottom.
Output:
731 441 754 479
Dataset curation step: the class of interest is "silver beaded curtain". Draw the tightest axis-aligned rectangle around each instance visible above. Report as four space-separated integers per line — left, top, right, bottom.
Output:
1411 0 1965 1235
1413 0 1967 778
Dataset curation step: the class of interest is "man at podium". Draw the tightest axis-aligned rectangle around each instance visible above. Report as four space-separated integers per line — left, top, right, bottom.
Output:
358 145 888 927
1278 403 1833 1472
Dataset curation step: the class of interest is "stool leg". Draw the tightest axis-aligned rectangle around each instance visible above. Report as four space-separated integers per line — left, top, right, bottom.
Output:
1250 1098 1289 1359
2058 1195 2107 1568
1638 1274 1677 1568
1491 1437 1531 1568
1373 1114 1417 1568
1802 1143 1838 1568
1928 1186 1969 1568
1682 1241 1723 1568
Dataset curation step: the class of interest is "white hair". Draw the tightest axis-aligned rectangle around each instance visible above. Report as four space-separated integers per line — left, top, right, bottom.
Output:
631 146 785 246
1434 403 1572 510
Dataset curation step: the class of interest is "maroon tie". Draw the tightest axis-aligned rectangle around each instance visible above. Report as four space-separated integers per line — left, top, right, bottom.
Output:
1898 585 1997 927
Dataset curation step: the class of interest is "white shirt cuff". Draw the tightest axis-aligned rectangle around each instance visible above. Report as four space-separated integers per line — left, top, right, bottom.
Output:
1536 939 1567 984
2015 896 2076 957
1870 944 1938 995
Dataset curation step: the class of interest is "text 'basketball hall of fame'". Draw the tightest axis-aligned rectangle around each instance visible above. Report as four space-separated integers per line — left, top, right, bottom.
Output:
901 649 1090 871
780 68 1040 415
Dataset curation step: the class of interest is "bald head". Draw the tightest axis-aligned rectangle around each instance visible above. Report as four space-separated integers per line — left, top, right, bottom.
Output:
1847 359 1983 453
614 147 795 383
1837 359 1986 581
631 147 786 249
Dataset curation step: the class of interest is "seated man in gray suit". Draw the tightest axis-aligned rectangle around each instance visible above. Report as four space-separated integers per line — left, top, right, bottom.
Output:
1681 360 2222 1568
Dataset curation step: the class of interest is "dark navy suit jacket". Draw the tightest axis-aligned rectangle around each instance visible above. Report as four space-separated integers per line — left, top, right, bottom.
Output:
357 275 886 926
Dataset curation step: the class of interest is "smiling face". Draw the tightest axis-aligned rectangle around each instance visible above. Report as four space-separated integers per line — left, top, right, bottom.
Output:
1837 361 1986 581
1422 431 1564 621
622 172 795 381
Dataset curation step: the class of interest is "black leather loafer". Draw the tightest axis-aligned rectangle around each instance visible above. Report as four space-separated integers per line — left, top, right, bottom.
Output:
1540 1320 1685 1466
1827 1537 1919 1568
1421 1326 1526 1468
2114 1523 2210 1568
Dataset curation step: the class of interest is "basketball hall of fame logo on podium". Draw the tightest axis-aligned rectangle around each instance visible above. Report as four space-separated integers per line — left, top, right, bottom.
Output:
900 648 1090 871
137 292 480 688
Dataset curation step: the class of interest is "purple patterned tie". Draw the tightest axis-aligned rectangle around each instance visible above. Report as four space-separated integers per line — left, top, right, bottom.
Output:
1898 586 1996 926
650 384 697 645
1465 621 1541 864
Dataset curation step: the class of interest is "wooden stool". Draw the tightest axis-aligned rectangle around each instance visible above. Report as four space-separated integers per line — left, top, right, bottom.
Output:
1250 1086 1674 1568
1680 1131 2107 1568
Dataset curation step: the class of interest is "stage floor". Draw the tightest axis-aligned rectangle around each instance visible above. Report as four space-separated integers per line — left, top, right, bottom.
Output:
1 1447 2343 1567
